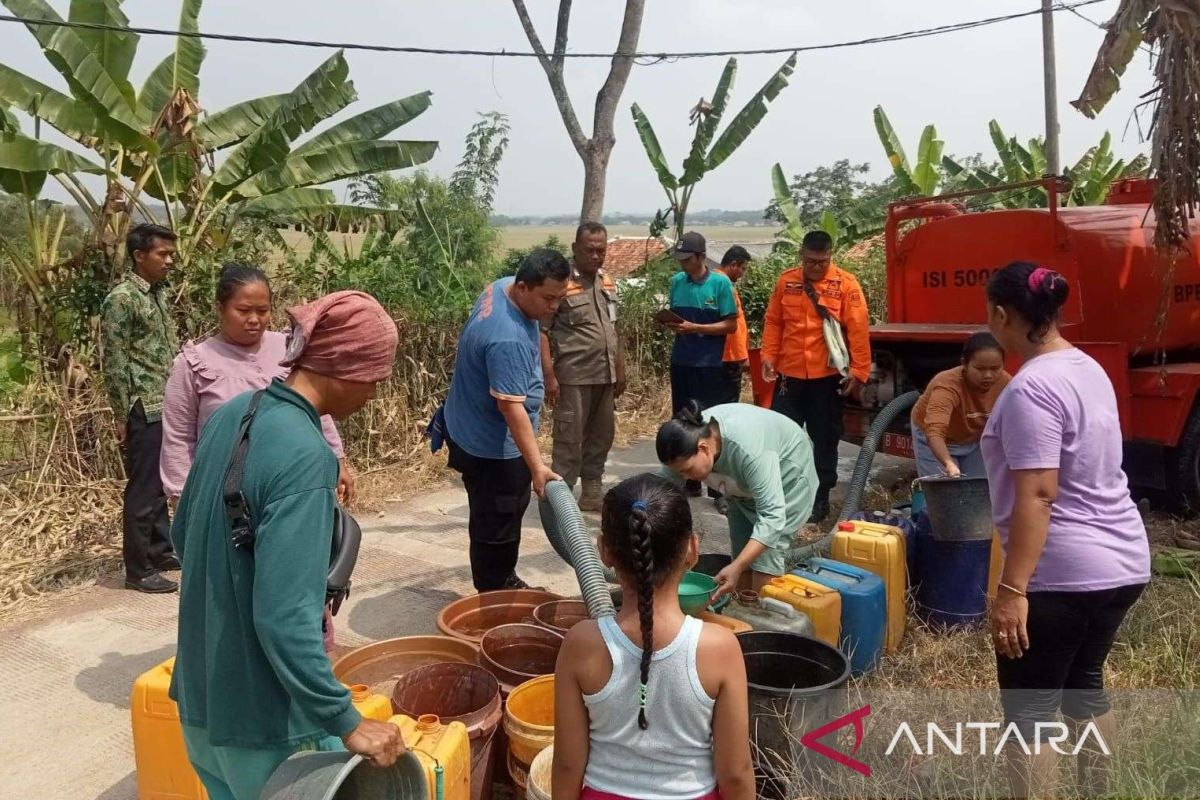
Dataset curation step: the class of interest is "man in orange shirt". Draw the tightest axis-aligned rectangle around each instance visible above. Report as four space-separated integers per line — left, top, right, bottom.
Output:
716 246 752 405
761 231 871 522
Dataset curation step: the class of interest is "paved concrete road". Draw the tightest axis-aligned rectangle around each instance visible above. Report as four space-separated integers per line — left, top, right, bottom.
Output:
0 439 908 799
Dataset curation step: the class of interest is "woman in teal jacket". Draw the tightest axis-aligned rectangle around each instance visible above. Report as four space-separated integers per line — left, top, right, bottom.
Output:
656 400 818 600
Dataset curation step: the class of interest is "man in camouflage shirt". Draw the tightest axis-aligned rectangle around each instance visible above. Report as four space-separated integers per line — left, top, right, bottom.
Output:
101 224 182 593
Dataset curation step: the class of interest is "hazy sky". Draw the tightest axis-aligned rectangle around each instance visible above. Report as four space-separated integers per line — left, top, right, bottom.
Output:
1 0 1155 217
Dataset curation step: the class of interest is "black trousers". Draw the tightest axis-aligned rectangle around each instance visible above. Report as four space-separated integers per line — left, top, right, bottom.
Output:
447 435 532 592
997 583 1145 737
670 364 729 496
122 405 174 580
717 362 744 406
770 374 843 497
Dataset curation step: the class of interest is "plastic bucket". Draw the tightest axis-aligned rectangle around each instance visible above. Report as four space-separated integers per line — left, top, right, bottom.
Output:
261 750 427 800
504 675 555 772
526 745 553 800
678 571 718 615
532 600 589 635
437 590 564 645
479 624 564 697
391 663 501 800
332 635 479 698
747 348 774 409
694 553 732 578
736 631 851 787
919 475 993 541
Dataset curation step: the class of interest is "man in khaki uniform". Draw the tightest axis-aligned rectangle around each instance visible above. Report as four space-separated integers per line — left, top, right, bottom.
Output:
541 222 626 511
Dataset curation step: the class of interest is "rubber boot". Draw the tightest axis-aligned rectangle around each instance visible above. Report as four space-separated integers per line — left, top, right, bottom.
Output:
579 479 604 513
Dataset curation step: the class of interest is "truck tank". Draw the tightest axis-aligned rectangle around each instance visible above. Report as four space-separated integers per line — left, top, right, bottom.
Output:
888 201 1200 357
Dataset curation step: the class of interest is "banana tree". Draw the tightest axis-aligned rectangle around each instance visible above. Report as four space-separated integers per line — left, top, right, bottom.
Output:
770 162 844 249
0 0 437 271
873 106 954 198
632 53 796 241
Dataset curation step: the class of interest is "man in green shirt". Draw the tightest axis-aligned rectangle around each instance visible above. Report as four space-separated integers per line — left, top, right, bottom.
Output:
171 291 403 800
101 223 181 593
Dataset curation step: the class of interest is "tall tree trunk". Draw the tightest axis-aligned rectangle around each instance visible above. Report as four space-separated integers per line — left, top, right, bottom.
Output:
512 0 646 225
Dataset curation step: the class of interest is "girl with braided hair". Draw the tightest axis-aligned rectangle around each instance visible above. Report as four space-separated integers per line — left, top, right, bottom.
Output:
553 474 753 800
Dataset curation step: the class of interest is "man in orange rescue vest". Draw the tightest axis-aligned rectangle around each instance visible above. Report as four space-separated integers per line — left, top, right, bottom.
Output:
716 245 752 406
761 230 871 522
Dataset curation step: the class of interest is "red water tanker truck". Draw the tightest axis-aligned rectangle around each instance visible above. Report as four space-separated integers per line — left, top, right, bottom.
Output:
840 177 1200 512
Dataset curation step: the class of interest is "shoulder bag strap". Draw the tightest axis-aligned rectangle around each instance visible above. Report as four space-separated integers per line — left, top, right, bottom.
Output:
223 390 267 550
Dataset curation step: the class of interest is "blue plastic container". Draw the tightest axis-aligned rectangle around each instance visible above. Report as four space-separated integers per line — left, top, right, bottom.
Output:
793 558 886 676
913 512 990 630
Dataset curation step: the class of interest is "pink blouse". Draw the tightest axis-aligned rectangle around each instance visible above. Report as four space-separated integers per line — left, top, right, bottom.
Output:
160 331 345 498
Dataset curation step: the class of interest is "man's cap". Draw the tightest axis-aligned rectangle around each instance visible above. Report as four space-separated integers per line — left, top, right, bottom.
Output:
720 245 752 266
672 231 706 261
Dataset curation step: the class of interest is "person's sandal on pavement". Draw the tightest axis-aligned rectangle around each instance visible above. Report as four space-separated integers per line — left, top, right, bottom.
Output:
126 572 179 594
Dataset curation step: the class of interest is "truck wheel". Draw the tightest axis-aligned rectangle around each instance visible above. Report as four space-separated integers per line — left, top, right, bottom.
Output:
1168 402 1200 515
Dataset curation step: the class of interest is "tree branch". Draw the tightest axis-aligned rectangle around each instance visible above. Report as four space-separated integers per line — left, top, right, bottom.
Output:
553 0 572 70
512 0 589 156
592 0 646 142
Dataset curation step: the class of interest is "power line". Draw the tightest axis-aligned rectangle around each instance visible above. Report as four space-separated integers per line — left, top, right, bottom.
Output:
0 0 1108 61
1054 1 1154 55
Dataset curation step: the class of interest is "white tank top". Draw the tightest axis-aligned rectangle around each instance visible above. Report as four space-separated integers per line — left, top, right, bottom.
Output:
583 615 717 800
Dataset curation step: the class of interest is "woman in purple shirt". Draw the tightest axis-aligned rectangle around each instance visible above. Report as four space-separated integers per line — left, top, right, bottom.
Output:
981 262 1150 797
161 264 355 652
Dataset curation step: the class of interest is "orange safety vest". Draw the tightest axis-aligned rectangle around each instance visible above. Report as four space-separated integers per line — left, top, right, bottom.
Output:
760 263 872 383
716 269 750 363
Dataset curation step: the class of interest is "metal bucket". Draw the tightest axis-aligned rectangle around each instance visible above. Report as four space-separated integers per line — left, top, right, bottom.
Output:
261 750 427 800
919 475 993 541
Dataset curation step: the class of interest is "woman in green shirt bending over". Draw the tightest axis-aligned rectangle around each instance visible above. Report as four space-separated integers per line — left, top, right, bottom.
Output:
656 401 818 601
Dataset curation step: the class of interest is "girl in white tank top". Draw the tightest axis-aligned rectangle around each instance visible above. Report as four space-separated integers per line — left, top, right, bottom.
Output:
553 474 754 800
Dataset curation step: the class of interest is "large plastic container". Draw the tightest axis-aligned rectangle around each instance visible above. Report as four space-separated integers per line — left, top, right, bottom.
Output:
332 635 480 698
504 675 555 790
532 600 589 635
736 631 851 786
919 475 994 541
761 575 841 647
913 513 990 630
438 590 563 645
130 657 207 800
391 714 472 800
697 609 753 634
831 520 907 653
392 663 502 800
722 591 814 638
794 558 885 676
346 684 393 722
848 508 918 581
479 624 564 697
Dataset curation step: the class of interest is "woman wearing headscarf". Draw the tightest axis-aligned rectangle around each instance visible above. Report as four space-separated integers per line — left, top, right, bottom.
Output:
170 291 404 800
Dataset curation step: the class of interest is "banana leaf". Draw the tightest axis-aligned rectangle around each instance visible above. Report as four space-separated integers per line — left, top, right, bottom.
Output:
873 106 918 196
0 105 17 133
0 64 99 142
240 188 404 232
237 138 438 199
2 0 153 152
705 52 795 173
211 52 356 192
681 57 736 186
291 92 432 157
1028 138 1048 177
631 103 678 192
1071 0 1154 118
196 94 287 151
138 0 205 118
771 162 802 242
912 124 944 196
989 120 1026 183
69 0 138 109
818 210 842 248
0 130 103 195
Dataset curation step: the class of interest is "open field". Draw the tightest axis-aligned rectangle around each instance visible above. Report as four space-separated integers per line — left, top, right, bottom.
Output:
276 224 778 263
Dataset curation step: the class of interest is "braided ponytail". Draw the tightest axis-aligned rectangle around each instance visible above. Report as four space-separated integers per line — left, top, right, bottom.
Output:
629 502 656 730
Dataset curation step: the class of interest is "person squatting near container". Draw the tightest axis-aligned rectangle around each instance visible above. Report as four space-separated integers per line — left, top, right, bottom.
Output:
170 291 404 800
440 249 569 591
552 473 755 800
909 332 1011 478
160 263 353 652
980 263 1150 800
655 402 818 601
661 231 738 498
715 245 752 409
760 230 871 523
101 223 182 594
541 223 627 513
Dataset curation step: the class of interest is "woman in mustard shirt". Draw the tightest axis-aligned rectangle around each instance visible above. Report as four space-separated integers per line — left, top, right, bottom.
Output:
911 332 1010 477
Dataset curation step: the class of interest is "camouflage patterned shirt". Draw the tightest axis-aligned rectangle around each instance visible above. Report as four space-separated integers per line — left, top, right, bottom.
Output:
100 272 180 422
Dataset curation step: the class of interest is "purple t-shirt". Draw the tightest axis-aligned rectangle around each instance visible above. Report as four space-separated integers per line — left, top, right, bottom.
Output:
980 348 1149 592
